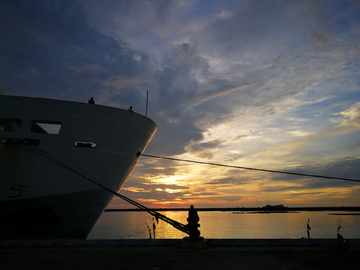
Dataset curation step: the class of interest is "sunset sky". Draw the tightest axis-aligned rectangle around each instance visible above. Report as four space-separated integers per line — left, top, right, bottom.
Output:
1 0 359 208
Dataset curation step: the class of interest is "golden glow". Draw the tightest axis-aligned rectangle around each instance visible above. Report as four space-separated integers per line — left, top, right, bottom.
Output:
122 187 150 193
164 188 181 193
123 101 360 209
155 200 183 205
138 198 158 202
148 174 189 185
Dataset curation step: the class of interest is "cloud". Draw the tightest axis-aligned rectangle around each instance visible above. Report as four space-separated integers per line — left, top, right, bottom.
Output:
188 84 256 109
269 155 360 186
197 1 295 61
83 0 193 56
101 75 150 90
204 177 249 186
257 101 360 159
66 62 106 74
305 0 335 47
185 139 223 159
119 180 191 206
1 0 360 207
0 0 154 102
2 1 357 160
336 102 360 128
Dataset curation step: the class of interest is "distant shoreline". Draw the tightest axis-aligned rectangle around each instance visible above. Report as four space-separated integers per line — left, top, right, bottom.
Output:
105 206 360 212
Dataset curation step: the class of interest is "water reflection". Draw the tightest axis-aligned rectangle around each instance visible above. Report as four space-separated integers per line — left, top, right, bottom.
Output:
87 211 360 239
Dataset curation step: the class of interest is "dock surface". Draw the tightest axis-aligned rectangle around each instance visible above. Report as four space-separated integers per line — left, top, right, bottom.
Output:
1 246 359 270
1 239 359 269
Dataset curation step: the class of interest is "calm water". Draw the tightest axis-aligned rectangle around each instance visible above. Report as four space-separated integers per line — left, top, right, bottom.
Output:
87 211 360 240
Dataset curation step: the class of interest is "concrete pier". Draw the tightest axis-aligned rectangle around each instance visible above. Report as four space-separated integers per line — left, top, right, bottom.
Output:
1 238 360 247
1 239 359 270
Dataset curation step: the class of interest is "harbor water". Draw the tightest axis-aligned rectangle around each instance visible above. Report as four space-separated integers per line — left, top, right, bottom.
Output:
87 211 360 240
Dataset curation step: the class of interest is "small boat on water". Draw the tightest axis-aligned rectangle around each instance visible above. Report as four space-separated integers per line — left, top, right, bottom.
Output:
0 95 157 239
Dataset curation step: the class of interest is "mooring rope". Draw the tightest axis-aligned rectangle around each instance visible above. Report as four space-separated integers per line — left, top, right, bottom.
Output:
340 220 360 236
26 146 190 236
25 145 359 238
141 154 360 183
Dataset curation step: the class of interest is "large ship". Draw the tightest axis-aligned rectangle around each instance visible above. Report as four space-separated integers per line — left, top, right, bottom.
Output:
0 95 157 239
